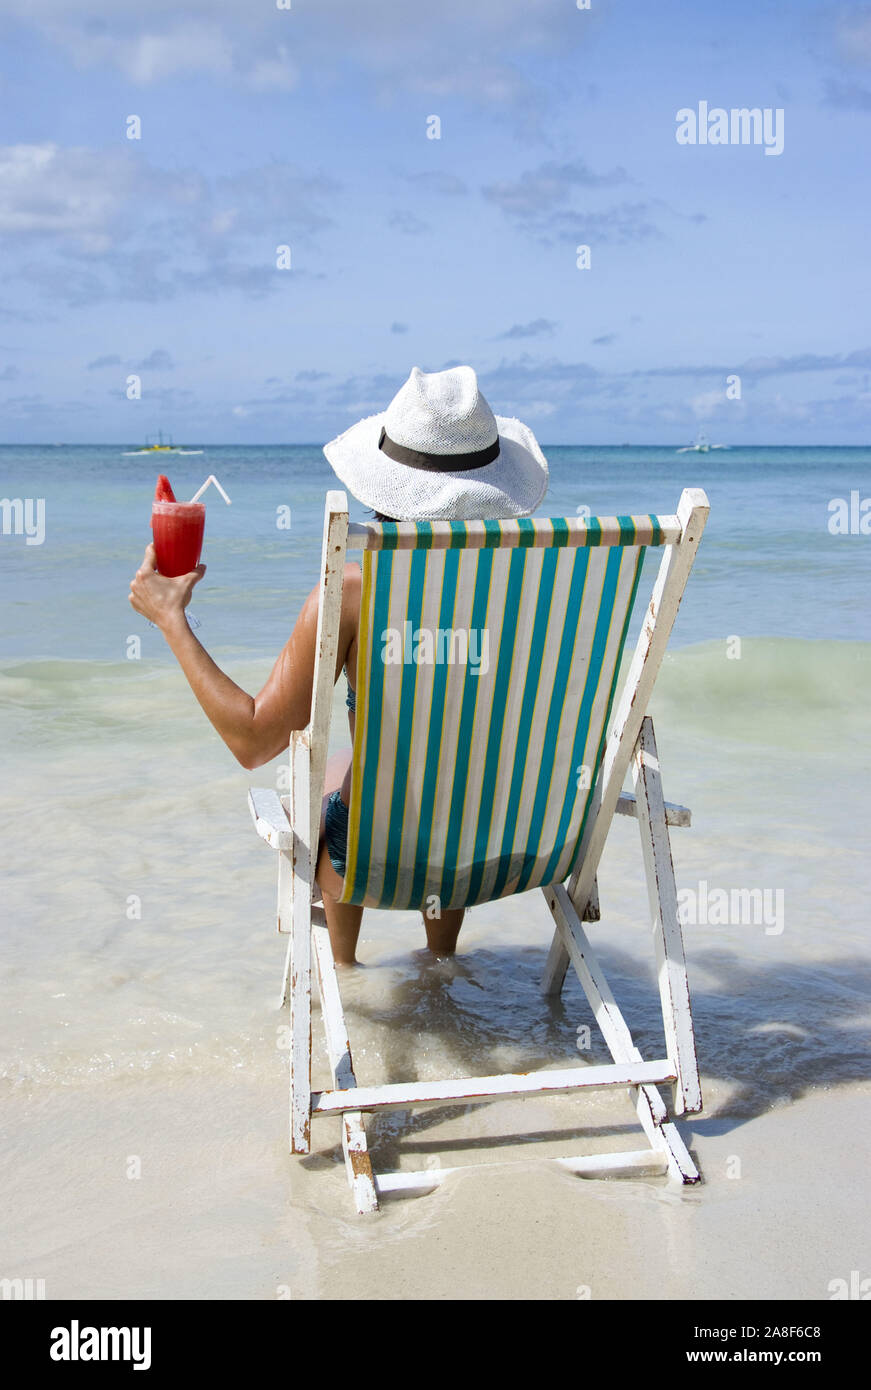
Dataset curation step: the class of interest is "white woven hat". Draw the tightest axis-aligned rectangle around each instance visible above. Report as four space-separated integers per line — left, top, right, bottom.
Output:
323 365 549 520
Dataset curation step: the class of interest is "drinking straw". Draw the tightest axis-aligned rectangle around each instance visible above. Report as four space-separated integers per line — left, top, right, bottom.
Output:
190 475 232 504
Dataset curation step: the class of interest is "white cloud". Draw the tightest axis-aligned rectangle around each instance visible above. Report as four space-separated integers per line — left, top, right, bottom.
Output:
836 9 871 66
0 145 149 249
690 388 727 420
770 392 812 422
84 24 234 84
0 141 337 304
0 0 589 104
484 160 628 218
0 2 293 87
247 45 298 92
0 143 206 252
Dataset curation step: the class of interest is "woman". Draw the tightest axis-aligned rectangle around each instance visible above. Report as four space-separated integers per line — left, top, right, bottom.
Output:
129 366 548 965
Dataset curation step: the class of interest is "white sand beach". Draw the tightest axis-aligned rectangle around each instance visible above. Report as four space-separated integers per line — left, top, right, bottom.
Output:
4 993 869 1301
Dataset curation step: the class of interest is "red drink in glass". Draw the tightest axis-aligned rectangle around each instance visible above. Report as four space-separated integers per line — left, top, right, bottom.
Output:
151 501 205 577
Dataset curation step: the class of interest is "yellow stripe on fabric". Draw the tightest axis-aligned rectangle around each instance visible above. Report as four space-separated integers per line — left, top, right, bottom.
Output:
547 547 639 886
485 547 556 902
555 551 625 864
372 550 416 906
391 550 444 908
479 547 550 901
450 549 509 903
555 544 646 883
341 549 375 902
520 547 609 891
404 550 460 908
424 549 482 904
506 547 578 879
511 546 602 895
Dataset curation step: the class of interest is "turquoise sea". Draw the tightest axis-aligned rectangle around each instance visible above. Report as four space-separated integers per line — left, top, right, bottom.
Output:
1 444 870 1296
0 445 869 660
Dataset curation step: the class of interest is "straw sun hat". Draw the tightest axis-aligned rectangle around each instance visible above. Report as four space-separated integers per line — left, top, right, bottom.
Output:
323 365 549 521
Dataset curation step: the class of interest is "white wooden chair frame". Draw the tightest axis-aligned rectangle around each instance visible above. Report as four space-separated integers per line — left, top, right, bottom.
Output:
249 487 709 1213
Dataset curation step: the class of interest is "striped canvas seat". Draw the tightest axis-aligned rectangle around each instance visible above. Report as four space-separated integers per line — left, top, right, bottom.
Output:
341 514 676 911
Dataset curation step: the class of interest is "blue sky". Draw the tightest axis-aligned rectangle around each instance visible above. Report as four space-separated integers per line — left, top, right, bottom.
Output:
1 0 870 444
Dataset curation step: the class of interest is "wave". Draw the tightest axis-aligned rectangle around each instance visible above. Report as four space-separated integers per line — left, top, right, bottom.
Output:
649 636 870 754
1 635 866 722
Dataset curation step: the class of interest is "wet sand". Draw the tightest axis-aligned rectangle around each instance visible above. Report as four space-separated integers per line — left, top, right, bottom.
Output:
4 1056 868 1301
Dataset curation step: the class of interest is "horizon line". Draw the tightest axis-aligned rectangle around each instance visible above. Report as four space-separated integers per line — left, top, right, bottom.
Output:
0 440 864 450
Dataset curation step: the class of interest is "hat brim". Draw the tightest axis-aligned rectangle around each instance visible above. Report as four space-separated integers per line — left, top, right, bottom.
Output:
323 412 549 521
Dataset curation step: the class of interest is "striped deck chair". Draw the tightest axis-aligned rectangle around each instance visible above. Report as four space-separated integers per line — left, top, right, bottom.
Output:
249 486 710 1213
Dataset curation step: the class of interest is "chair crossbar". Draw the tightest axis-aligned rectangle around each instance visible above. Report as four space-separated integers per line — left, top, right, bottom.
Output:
616 791 691 828
311 1059 677 1117
347 513 682 551
374 1148 669 1196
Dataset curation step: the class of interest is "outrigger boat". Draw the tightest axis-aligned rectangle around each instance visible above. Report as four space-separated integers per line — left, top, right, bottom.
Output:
676 430 727 454
123 431 203 456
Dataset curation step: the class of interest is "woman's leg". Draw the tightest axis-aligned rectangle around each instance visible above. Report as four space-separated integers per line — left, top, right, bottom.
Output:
423 908 465 955
317 747 467 961
317 749 362 966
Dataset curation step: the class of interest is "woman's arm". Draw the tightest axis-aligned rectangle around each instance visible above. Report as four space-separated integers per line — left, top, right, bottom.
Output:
129 542 361 770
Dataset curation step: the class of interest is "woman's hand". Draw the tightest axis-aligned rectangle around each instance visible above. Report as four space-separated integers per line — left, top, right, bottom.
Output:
128 542 206 632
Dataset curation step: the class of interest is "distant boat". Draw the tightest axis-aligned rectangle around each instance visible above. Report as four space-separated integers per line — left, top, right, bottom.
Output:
123 431 203 456
676 430 728 454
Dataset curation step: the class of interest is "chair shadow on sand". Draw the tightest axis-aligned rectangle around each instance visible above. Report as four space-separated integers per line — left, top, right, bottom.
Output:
299 934 871 1180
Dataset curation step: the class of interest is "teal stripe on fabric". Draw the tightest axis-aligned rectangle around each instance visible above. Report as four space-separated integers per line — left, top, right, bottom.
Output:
517 518 536 548
551 518 569 547
347 553 394 901
439 549 495 905
465 549 528 904
617 515 636 545
380 549 428 905
535 545 626 888
483 519 502 548
512 547 592 895
415 520 434 550
409 550 461 904
649 513 663 546
448 520 468 549
585 517 602 546
489 547 560 900
564 545 647 882
380 522 399 550
541 547 636 884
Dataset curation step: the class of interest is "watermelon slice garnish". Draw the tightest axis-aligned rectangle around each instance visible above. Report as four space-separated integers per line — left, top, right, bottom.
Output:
154 474 176 502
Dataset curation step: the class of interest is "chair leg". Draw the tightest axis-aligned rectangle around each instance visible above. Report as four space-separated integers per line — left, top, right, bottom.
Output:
277 840 294 1004
288 905 312 1154
543 881 700 1183
311 924 378 1214
279 937 292 1009
541 877 599 995
632 716 702 1116
276 845 310 1141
